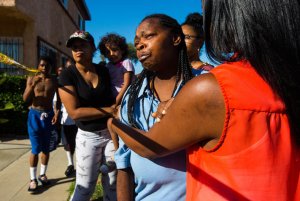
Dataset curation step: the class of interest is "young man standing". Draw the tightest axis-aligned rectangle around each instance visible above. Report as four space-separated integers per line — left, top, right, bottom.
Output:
23 56 60 192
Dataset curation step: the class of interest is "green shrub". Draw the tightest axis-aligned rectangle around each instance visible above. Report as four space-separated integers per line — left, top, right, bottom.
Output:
0 73 28 134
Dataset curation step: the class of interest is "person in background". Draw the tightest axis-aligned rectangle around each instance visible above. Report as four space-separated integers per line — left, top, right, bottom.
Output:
181 12 213 76
110 0 300 200
98 33 135 174
23 56 60 192
58 30 116 201
53 63 78 177
53 66 63 144
65 58 74 68
113 14 193 201
56 66 63 76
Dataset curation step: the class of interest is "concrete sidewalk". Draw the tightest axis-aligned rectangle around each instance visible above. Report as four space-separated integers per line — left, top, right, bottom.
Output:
0 135 74 201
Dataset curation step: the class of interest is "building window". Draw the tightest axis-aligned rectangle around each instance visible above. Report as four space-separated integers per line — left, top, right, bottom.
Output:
78 14 85 30
60 0 68 8
0 37 23 74
38 40 57 71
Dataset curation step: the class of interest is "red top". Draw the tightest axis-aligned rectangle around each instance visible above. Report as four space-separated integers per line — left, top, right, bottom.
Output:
186 61 300 201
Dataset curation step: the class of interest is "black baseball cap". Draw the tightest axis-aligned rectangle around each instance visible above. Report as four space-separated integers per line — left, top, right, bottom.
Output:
66 30 95 48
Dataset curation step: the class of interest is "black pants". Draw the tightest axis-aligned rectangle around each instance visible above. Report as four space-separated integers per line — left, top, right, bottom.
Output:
62 125 78 155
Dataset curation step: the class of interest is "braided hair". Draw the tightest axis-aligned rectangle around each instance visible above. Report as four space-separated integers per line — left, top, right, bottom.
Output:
127 14 193 129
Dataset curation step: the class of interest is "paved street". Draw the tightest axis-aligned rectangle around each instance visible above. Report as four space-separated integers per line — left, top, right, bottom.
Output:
0 135 74 201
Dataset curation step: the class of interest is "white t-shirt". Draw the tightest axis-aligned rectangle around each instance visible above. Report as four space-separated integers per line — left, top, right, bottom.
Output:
53 93 75 125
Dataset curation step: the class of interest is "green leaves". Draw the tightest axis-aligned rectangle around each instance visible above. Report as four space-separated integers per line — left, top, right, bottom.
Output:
0 74 27 134
127 43 138 64
0 74 26 111
0 102 14 111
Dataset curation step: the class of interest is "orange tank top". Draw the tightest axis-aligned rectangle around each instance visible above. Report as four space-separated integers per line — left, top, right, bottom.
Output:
186 61 300 201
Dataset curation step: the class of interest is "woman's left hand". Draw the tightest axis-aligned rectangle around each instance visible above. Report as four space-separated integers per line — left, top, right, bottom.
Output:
111 105 121 119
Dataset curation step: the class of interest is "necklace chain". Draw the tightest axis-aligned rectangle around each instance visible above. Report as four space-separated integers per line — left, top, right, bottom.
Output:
150 76 178 102
142 76 178 130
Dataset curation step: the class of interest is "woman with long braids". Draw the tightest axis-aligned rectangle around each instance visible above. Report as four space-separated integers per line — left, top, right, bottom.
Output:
113 14 193 201
111 0 300 200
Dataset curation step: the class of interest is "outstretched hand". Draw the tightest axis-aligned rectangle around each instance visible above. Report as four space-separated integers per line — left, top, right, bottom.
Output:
111 104 121 119
152 98 174 123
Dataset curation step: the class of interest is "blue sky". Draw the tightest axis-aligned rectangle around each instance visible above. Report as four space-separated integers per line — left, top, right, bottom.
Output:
85 0 202 73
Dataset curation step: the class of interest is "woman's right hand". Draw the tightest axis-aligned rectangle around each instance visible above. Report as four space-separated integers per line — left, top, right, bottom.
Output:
30 75 42 87
152 97 174 123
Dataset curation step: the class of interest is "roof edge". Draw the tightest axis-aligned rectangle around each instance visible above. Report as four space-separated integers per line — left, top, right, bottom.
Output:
74 0 91 20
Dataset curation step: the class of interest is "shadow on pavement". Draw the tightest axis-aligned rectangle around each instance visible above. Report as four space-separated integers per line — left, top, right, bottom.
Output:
29 176 75 195
0 133 28 143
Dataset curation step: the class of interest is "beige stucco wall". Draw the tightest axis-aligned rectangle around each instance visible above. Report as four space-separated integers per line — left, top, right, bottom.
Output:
0 6 28 36
0 0 15 6
16 0 79 67
0 0 86 69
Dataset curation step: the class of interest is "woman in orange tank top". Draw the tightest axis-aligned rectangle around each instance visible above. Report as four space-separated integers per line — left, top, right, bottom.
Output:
109 0 300 200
